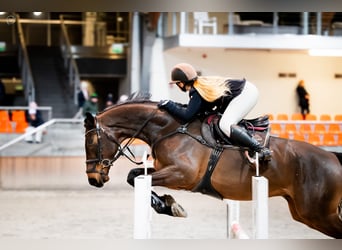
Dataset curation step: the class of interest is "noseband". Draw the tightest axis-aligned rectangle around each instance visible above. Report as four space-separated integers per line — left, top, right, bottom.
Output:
85 122 140 174
85 109 158 174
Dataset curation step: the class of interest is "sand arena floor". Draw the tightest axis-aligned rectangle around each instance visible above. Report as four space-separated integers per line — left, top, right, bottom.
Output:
0 159 332 239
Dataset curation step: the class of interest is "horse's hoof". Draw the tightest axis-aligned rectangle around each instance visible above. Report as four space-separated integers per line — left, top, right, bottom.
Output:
171 202 188 218
163 194 188 218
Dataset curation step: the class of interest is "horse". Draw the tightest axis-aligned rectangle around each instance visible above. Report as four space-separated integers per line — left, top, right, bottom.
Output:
84 99 342 238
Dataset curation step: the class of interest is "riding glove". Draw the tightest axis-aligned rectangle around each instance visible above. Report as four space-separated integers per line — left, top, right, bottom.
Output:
158 100 170 108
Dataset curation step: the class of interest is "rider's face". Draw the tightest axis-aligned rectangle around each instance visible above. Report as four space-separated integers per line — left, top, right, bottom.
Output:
176 81 190 92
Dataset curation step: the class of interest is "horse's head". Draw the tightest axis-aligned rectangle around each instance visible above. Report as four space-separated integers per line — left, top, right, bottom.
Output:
84 112 119 187
84 96 177 188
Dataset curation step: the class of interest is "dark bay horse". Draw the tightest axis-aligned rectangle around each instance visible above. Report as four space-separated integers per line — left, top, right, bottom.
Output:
84 100 342 238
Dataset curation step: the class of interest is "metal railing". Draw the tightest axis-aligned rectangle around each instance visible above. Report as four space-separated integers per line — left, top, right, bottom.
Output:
163 12 342 37
59 15 81 105
0 118 83 152
0 106 53 121
16 14 35 104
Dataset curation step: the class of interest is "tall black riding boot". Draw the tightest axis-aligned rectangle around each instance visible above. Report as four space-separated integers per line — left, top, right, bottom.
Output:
230 125 271 161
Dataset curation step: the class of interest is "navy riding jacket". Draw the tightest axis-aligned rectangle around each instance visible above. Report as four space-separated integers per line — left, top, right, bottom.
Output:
163 79 246 124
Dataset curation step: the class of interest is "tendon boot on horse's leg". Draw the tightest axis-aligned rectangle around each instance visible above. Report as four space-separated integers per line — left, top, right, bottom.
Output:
230 125 271 161
151 191 187 217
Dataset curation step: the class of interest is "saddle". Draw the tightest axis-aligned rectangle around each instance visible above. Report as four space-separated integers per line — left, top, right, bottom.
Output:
201 114 270 149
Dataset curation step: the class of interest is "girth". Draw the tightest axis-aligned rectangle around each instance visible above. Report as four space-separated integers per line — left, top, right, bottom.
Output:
192 146 224 199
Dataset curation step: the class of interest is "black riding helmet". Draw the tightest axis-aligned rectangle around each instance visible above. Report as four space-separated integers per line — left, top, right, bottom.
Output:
170 63 198 91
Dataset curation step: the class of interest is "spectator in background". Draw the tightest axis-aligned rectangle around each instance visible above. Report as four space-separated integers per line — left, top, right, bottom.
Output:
74 81 89 119
105 93 114 108
0 79 6 105
296 80 310 119
82 92 99 116
25 101 45 143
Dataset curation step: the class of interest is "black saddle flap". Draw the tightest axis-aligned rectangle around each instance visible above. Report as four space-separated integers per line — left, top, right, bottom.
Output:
201 114 270 147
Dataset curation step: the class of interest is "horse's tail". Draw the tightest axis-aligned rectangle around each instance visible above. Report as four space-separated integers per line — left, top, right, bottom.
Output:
330 151 342 165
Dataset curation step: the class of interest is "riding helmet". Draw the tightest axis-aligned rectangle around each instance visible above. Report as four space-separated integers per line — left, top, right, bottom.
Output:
170 63 198 85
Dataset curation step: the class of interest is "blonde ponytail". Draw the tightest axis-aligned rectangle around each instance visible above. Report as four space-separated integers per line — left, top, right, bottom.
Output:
193 76 230 102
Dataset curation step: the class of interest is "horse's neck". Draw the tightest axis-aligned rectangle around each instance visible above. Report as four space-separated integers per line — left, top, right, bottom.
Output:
101 105 175 144
133 110 177 144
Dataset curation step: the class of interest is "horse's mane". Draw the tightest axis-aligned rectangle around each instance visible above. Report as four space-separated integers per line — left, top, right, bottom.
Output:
99 92 157 114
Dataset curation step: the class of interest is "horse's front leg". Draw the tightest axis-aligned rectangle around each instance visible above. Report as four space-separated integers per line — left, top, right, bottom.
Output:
126 167 187 218
126 167 155 186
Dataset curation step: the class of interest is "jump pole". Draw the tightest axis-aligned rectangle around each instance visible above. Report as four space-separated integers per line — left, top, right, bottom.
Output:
133 151 152 239
252 153 269 239
226 199 249 239
226 153 269 239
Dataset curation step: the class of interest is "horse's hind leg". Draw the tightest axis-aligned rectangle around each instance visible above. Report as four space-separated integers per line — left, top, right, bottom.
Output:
126 168 187 218
288 194 342 238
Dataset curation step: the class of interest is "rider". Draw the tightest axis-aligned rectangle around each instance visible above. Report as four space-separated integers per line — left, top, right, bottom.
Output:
158 62 271 161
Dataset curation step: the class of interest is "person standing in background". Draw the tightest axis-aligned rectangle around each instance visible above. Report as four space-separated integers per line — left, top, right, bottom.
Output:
296 80 310 119
105 93 114 108
82 93 99 116
25 101 45 143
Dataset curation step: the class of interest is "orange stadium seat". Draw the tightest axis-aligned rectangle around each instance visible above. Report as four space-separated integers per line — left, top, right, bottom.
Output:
328 124 341 134
305 114 317 121
307 133 322 146
322 133 338 146
291 113 303 120
0 110 10 122
11 110 26 123
313 124 327 134
276 114 288 120
11 110 28 133
270 123 282 135
266 114 274 120
299 123 313 134
0 120 13 133
334 114 342 121
15 121 28 133
284 123 298 134
319 114 331 121
293 133 306 142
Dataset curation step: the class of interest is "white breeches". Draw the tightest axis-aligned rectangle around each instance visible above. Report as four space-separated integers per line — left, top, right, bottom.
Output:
25 126 43 143
219 80 259 137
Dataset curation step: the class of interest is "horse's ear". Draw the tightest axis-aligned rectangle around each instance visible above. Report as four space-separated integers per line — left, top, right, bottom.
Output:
84 112 95 129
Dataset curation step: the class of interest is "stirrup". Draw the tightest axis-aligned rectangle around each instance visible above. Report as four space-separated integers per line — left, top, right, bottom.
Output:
258 148 272 161
245 148 271 163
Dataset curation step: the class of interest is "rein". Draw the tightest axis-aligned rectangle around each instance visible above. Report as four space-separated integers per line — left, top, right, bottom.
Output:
85 109 158 170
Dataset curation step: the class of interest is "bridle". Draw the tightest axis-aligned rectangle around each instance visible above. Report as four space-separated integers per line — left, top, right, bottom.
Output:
85 109 158 174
